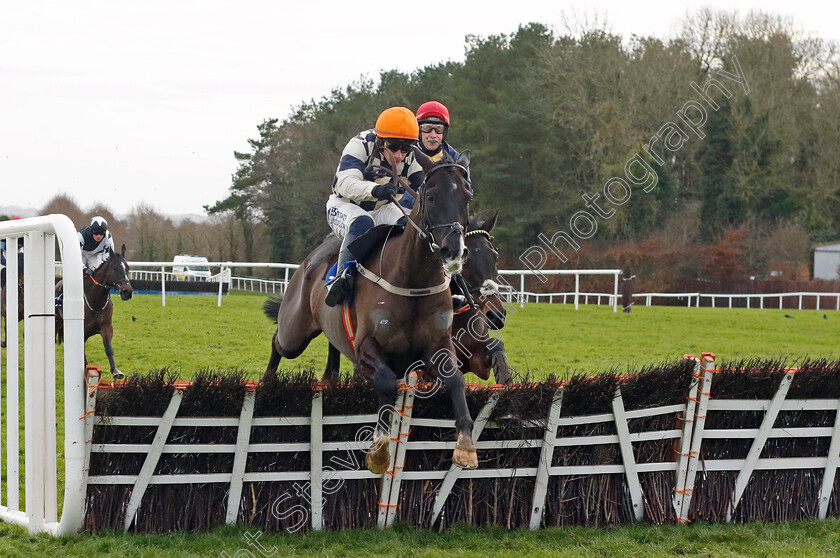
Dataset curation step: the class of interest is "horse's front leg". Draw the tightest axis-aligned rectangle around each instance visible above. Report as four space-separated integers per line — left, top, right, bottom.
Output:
430 340 477 469
357 336 399 474
99 324 123 380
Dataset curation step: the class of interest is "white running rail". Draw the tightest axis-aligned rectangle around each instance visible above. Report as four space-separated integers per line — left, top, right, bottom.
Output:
0 215 86 535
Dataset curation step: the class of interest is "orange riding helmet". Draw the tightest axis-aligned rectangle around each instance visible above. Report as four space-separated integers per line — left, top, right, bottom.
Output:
374 107 419 140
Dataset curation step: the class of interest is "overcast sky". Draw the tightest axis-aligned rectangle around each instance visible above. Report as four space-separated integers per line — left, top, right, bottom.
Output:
2 1 838 219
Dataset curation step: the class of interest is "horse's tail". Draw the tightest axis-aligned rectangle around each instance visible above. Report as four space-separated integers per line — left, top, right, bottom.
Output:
262 296 283 322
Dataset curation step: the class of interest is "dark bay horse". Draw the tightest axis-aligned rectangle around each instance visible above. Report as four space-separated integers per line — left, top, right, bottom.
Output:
56 245 134 379
265 149 477 473
450 212 512 384
308 212 513 385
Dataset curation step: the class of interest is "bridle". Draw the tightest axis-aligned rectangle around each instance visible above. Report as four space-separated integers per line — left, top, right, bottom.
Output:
371 154 469 253
454 228 501 311
84 258 130 313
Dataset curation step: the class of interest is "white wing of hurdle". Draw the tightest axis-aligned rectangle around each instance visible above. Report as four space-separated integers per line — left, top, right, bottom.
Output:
0 215 86 535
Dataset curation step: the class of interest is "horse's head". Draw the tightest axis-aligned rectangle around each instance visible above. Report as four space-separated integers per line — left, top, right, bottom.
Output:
463 211 506 330
414 148 472 275
97 244 133 300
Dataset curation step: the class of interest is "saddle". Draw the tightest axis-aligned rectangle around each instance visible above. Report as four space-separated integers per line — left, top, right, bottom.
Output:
324 223 406 284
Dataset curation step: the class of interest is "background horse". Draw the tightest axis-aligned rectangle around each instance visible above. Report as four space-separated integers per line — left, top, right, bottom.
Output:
0 251 24 348
264 150 477 473
450 212 512 384
56 245 133 379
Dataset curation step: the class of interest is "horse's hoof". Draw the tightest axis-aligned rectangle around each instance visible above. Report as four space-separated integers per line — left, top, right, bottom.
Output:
453 434 478 469
366 450 390 475
452 448 478 469
112 369 125 381
365 437 391 474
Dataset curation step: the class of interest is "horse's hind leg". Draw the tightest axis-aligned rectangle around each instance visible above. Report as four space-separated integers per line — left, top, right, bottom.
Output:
321 343 341 384
357 336 399 474
262 331 282 383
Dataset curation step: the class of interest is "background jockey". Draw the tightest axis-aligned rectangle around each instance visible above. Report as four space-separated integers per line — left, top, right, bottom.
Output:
324 106 425 307
416 100 472 189
78 216 115 274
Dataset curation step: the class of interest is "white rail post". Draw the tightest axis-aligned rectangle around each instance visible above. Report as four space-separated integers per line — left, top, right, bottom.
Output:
673 356 702 519
613 271 619 313
310 390 324 530
613 386 644 521
678 352 715 524
161 266 166 306
725 370 794 522
226 390 255 525
5 234 20 511
817 394 840 519
574 274 580 310
23 230 47 532
529 388 564 529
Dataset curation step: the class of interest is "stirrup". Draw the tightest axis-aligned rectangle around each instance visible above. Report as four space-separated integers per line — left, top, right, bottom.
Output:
325 268 354 307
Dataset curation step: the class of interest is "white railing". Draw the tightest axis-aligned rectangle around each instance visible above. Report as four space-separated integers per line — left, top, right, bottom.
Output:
635 292 840 310
0 215 86 535
497 269 622 312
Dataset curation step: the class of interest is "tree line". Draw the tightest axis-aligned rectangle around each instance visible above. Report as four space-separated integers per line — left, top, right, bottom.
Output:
210 9 840 289
8 10 840 291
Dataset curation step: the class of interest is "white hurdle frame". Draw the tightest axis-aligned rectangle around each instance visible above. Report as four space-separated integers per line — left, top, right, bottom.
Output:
0 215 87 535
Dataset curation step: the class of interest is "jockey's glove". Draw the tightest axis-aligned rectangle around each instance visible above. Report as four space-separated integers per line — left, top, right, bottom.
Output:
83 267 94 276
371 182 399 200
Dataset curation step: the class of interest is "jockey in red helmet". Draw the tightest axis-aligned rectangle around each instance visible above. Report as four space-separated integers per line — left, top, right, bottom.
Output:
416 101 471 189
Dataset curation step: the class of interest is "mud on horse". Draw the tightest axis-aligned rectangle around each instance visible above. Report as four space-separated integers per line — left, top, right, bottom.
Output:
56 245 134 379
264 149 477 473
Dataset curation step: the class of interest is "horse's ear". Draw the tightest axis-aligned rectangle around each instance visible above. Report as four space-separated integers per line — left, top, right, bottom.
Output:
480 209 499 233
456 149 470 170
412 145 436 174
120 244 126 257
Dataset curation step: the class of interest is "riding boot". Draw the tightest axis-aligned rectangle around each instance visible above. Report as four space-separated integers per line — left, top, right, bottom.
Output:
325 226 366 307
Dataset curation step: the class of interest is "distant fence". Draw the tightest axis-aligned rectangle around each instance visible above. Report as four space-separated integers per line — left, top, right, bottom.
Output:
124 261 840 312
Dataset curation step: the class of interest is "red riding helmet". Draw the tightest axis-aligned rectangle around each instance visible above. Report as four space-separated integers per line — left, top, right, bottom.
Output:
416 101 450 126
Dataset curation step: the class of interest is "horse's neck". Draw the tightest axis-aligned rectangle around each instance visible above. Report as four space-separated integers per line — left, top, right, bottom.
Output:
385 214 444 288
87 271 110 303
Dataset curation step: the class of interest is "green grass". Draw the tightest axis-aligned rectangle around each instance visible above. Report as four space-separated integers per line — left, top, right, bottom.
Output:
1 520 839 557
3 291 840 555
82 291 840 381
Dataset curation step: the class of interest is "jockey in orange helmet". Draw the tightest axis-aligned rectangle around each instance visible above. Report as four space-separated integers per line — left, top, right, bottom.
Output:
416 101 471 189
324 106 424 306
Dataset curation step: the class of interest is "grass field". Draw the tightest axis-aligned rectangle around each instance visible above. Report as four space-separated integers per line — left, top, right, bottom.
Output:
3 291 840 556
83 291 840 380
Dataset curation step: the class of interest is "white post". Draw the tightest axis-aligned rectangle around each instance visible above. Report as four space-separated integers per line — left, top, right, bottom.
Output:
161 266 166 307
6 235 20 510
574 273 580 310
23 231 47 533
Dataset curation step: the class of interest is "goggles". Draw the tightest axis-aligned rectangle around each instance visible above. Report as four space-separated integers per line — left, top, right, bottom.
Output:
420 124 446 135
382 139 414 154
92 228 106 236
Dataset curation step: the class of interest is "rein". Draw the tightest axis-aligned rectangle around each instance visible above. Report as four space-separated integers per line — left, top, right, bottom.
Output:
84 263 129 314
371 157 468 253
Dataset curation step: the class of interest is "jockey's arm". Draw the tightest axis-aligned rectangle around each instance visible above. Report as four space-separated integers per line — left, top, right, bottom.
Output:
333 136 381 203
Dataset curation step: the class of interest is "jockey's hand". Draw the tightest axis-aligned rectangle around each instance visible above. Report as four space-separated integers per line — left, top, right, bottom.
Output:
371 182 399 200
83 267 94 276
365 165 391 181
